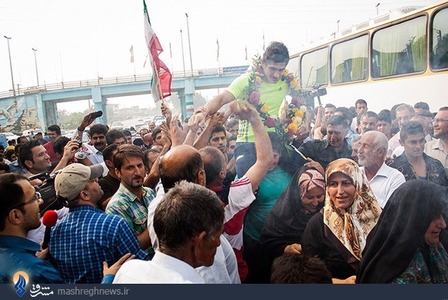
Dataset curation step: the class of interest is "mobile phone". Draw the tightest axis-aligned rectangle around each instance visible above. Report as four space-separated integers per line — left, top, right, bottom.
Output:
90 111 103 119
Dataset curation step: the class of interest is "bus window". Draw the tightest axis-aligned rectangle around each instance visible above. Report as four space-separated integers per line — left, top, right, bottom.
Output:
300 47 328 88
431 7 448 70
372 16 427 78
331 35 368 84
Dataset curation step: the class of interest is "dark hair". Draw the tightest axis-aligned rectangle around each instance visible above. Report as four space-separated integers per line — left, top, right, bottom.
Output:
5 149 16 161
378 109 392 124
271 253 332 284
88 124 108 137
154 181 224 252
112 144 144 171
325 103 336 110
122 129 132 137
400 121 424 141
0 173 28 230
143 148 160 169
103 143 119 162
106 129 126 145
199 146 226 186
159 148 203 192
209 125 227 142
414 101 430 111
133 137 144 146
0 162 10 173
355 99 367 108
327 115 349 129
47 125 61 136
262 42 289 64
52 136 70 156
151 126 162 141
416 109 434 119
226 118 239 129
358 111 379 126
18 140 41 168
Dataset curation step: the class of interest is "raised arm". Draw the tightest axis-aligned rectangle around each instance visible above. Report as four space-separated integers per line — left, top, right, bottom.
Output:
188 90 236 129
231 101 273 192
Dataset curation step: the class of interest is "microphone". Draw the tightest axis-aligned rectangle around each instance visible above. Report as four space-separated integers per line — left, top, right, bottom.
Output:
41 210 58 249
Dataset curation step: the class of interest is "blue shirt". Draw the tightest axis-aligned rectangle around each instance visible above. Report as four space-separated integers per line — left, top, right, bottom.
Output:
0 235 63 284
49 205 148 283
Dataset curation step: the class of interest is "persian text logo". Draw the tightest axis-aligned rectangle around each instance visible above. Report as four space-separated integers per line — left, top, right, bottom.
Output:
13 271 29 297
30 284 54 297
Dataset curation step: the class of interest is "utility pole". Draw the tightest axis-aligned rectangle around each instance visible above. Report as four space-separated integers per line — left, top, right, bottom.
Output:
185 13 194 76
32 48 40 86
4 36 16 96
180 29 186 77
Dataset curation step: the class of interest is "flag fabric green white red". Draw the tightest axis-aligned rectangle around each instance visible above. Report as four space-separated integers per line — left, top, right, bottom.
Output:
143 0 172 101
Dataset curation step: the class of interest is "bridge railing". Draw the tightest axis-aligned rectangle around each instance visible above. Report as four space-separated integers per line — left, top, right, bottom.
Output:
0 65 249 99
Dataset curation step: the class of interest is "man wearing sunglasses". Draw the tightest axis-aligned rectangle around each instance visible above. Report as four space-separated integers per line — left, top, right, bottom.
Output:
0 173 64 283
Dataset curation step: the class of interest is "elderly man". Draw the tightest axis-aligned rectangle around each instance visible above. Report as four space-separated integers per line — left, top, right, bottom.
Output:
113 181 224 283
50 163 147 283
357 131 405 208
425 107 448 175
0 173 63 284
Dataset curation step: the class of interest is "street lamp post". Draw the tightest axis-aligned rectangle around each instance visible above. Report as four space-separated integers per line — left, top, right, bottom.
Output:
32 48 40 86
180 29 186 77
185 13 193 76
4 36 16 96
376 3 381 15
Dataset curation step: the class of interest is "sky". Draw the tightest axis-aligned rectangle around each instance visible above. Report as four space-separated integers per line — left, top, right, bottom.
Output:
0 0 443 112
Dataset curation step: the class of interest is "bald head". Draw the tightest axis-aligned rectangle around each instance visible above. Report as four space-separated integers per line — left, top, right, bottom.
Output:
159 145 205 192
199 146 226 187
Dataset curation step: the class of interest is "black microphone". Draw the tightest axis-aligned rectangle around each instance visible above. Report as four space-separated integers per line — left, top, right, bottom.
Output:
41 210 58 249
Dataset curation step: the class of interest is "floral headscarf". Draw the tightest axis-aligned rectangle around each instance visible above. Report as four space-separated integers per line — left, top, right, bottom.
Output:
323 158 381 260
298 169 325 209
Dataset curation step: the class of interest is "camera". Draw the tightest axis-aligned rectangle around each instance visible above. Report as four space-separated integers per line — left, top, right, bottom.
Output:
90 111 103 120
29 172 63 214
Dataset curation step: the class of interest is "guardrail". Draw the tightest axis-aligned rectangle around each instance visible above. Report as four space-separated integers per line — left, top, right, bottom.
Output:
0 65 249 99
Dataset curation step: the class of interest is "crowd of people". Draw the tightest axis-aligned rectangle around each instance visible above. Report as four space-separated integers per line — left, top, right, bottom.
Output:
0 41 447 284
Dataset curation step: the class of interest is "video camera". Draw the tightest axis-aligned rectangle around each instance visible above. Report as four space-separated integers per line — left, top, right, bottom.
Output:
302 84 327 108
29 172 63 214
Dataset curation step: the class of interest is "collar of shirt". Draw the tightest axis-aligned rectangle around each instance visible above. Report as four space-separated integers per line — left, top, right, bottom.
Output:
117 183 151 203
0 235 40 252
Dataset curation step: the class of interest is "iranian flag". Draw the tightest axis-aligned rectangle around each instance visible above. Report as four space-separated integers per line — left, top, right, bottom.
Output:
144 0 172 101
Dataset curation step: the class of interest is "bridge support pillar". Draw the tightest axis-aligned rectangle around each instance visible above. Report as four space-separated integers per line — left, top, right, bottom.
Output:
91 87 107 125
43 100 58 128
183 78 195 119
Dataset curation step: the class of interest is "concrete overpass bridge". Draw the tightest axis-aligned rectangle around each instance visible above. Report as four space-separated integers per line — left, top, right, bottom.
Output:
0 66 248 132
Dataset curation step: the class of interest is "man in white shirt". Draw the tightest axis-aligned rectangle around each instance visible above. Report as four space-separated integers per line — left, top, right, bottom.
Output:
113 181 224 283
358 131 405 208
425 107 448 176
387 104 415 159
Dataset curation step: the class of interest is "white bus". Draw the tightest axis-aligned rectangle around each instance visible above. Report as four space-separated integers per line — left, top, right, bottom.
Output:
288 1 448 112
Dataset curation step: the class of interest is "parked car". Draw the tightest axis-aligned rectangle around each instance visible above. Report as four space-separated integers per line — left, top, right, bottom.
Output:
3 132 20 142
152 116 166 126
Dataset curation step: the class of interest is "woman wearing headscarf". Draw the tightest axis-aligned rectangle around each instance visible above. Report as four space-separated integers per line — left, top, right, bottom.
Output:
301 158 382 281
255 166 326 282
357 180 448 283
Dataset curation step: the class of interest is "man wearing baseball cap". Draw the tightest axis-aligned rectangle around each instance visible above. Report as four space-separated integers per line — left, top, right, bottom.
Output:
49 163 148 283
